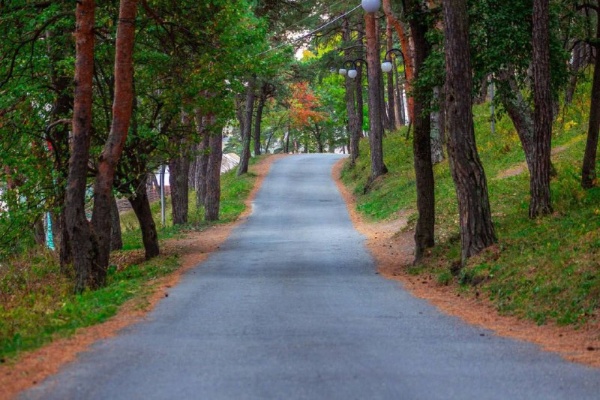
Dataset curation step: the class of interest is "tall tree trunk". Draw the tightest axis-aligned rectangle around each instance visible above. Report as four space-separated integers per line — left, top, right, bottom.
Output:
357 26 365 133
254 84 268 156
90 0 138 287
110 194 123 251
443 0 496 263
430 86 444 164
365 11 388 187
582 16 600 188
497 68 536 172
383 0 414 120
406 0 435 263
194 109 209 208
530 0 553 217
169 151 190 225
205 119 222 221
342 18 360 166
128 175 159 259
385 15 397 131
66 0 99 293
237 77 255 176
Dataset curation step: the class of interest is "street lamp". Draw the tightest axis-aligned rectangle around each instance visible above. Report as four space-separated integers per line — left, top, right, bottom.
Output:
340 59 367 79
361 0 381 13
338 60 354 77
381 48 404 73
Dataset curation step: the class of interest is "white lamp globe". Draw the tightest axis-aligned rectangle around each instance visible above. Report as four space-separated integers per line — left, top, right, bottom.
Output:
361 0 381 13
381 61 393 73
339 68 347 76
348 69 358 79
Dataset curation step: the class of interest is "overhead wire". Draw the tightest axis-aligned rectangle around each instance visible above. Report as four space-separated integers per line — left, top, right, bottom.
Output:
256 4 361 56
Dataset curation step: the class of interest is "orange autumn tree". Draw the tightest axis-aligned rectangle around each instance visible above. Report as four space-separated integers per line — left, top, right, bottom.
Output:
289 82 329 152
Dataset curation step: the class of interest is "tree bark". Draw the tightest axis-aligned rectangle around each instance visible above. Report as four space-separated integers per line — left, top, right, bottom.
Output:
169 150 190 225
254 83 268 156
530 0 553 217
205 117 222 221
128 175 159 259
385 14 397 131
383 0 414 120
365 12 388 187
342 18 360 166
237 77 255 176
194 109 209 208
406 0 435 263
66 0 99 293
90 0 138 286
109 194 123 251
443 0 496 263
581 16 600 188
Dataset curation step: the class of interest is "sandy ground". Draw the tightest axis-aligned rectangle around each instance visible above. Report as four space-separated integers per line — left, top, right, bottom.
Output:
331 159 600 369
2 153 598 399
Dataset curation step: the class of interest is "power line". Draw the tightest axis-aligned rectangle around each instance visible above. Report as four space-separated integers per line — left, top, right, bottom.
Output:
257 4 361 56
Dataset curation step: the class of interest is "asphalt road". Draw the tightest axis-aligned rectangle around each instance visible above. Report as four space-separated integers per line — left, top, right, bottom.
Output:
22 154 600 399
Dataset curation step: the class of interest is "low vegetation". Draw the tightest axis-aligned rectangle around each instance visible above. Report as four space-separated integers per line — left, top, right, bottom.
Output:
0 166 256 362
341 84 599 327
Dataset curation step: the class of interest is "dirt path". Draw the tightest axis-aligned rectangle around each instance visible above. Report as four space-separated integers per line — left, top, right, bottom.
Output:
0 154 285 400
332 159 600 369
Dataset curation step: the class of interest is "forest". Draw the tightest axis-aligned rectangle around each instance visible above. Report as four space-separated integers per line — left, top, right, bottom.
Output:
1 0 599 361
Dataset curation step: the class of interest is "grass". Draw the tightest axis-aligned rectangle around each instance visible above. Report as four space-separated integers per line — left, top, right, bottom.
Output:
341 79 599 327
0 160 259 362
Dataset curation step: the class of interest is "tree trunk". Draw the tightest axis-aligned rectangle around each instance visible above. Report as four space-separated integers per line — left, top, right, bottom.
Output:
342 18 360 166
66 0 99 293
443 0 496 263
406 0 435 263
237 77 255 176
205 120 222 221
430 86 444 164
385 16 397 131
357 26 365 133
169 153 190 225
90 0 138 287
497 68 536 172
194 109 209 208
254 84 268 156
530 0 553 217
110 194 123 251
582 17 600 188
365 11 388 187
128 175 159 259
383 0 414 120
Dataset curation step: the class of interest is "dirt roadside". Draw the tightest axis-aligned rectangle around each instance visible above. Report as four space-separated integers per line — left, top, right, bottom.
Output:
331 158 599 369
2 153 597 399
0 154 285 400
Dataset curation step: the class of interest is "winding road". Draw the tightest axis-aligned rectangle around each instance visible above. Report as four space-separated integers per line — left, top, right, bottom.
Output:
22 154 600 399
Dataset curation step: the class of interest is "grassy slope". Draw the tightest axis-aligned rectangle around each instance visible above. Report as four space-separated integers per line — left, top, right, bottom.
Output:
341 83 599 327
0 163 258 361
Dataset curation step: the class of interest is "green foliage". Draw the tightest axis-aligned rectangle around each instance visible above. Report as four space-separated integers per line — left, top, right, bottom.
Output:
0 156 259 361
342 76 599 327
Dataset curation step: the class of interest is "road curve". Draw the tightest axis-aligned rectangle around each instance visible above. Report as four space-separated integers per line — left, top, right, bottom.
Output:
22 154 600 399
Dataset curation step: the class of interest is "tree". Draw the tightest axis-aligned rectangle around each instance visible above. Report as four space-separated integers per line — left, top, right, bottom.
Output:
581 3 600 189
365 10 388 187
405 0 435 263
65 0 139 292
530 0 553 217
443 0 496 263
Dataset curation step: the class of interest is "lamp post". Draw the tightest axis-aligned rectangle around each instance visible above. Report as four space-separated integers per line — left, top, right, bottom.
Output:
339 58 367 79
381 48 405 129
381 48 404 74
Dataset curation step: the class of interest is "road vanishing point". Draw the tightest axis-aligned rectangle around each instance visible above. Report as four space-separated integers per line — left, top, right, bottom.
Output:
22 154 600 400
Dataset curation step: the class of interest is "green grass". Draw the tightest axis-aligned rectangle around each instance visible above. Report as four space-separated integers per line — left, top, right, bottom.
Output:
341 80 599 327
0 159 260 361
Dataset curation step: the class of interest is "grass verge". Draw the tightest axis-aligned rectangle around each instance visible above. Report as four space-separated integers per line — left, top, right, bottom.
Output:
0 161 259 362
341 84 599 328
